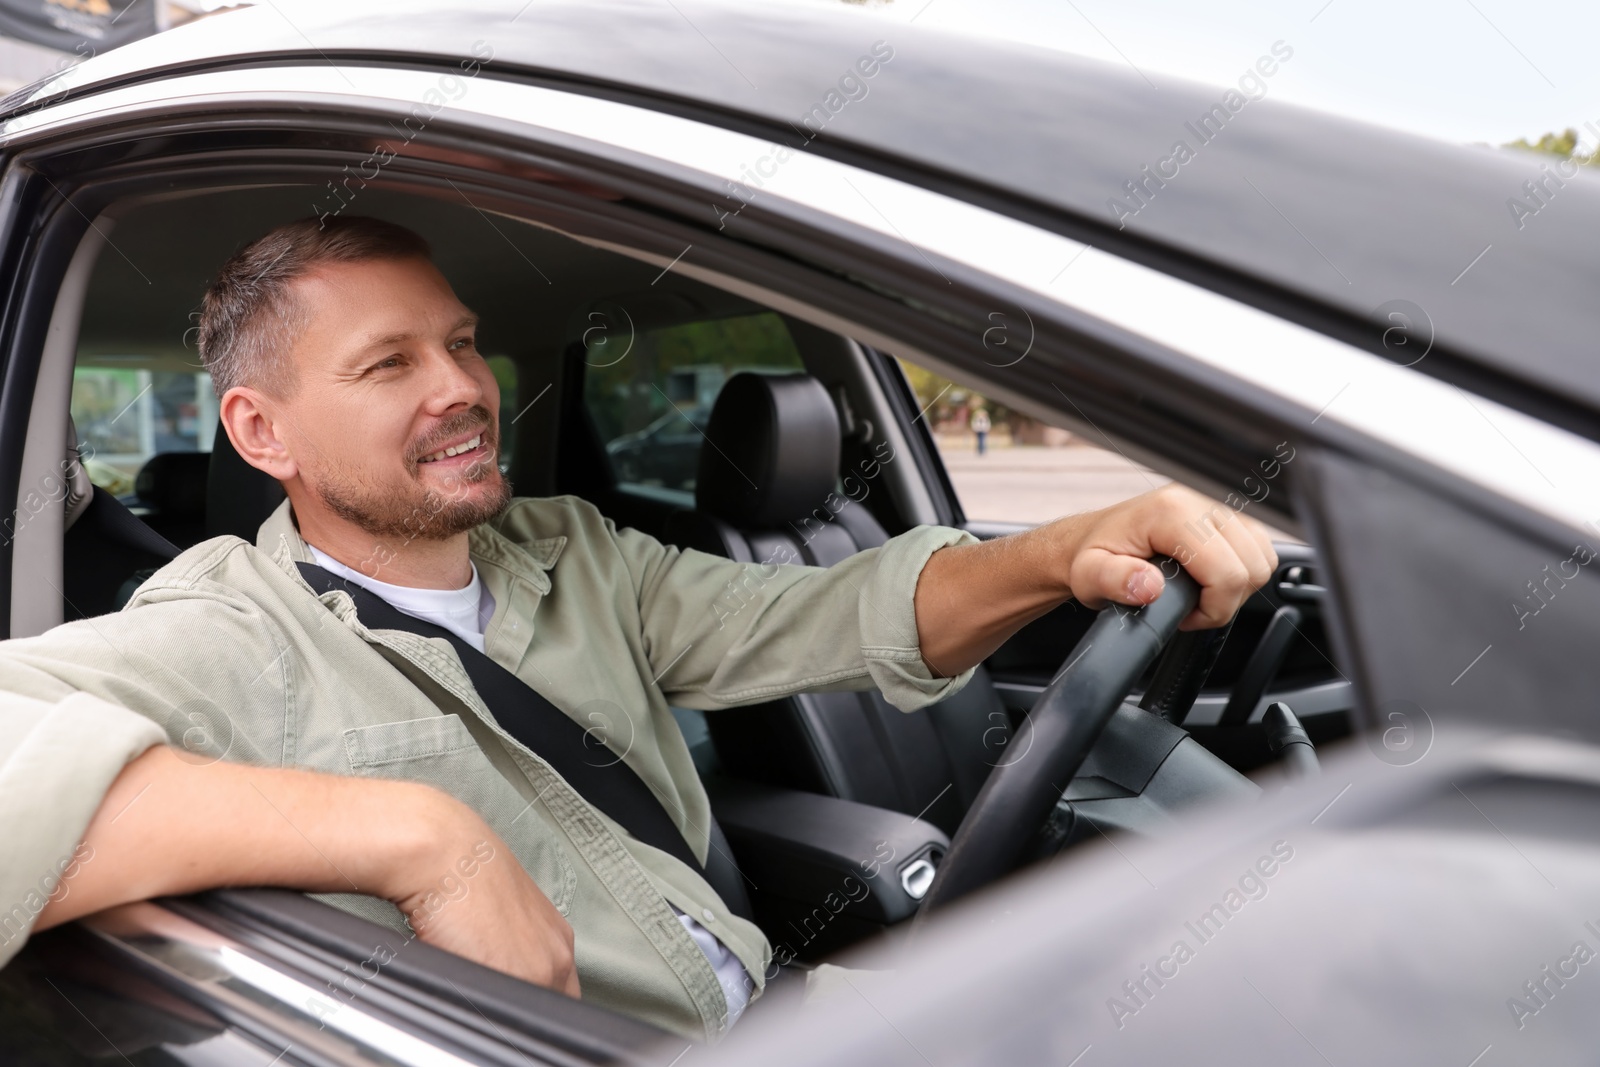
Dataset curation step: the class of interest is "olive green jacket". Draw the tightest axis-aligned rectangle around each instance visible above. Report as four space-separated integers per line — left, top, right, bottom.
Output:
0 692 164 959
0 496 974 1040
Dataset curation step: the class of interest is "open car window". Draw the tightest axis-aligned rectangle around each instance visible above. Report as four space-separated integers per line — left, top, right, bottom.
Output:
582 311 804 504
896 356 1166 525
70 362 218 498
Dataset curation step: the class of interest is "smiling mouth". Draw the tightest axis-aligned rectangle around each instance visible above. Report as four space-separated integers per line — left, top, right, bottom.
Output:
417 433 488 465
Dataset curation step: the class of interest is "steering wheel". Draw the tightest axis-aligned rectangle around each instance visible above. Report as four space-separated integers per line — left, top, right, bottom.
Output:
917 557 1201 915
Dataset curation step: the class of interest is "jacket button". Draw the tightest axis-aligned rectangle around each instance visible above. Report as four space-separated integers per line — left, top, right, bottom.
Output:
702 908 716 922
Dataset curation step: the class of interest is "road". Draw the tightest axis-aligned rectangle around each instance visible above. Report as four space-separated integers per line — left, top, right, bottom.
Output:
935 438 1299 541
936 439 1165 524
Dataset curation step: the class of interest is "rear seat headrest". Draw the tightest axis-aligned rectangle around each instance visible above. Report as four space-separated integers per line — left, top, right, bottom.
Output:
134 452 211 520
695 373 840 528
205 423 286 542
64 417 94 530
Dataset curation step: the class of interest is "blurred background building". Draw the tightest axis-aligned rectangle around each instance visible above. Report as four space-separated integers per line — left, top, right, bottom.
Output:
0 0 242 95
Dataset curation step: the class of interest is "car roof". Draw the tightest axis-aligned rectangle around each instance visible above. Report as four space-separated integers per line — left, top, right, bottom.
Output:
10 0 1600 438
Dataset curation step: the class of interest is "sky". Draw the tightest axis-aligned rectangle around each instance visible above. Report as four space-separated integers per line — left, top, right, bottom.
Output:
806 0 1600 152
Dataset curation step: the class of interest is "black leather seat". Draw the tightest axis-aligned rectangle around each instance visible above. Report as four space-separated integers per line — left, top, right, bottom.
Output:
130 451 211 547
663 373 1009 836
62 422 181 620
205 425 285 542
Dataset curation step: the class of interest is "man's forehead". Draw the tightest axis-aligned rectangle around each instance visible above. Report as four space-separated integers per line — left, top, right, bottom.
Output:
289 259 475 351
293 256 456 307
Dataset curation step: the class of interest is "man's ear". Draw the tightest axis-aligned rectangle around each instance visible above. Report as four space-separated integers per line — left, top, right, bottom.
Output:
219 386 298 482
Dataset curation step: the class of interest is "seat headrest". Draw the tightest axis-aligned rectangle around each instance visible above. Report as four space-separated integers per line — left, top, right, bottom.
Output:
64 417 93 530
134 452 211 519
205 425 286 542
695 373 840 528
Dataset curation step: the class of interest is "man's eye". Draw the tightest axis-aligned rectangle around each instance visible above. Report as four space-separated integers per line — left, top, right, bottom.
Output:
373 356 402 371
450 337 476 352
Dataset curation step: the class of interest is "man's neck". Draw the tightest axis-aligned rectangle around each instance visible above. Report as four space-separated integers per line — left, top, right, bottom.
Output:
293 507 474 590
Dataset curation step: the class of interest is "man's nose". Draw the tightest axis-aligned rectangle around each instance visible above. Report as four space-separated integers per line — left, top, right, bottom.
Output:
420 347 483 413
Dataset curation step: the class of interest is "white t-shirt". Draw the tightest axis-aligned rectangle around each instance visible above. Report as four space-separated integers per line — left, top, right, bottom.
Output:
307 545 495 652
304 544 755 1025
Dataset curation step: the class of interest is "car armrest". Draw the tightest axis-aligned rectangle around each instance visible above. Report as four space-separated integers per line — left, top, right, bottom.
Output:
706 777 948 928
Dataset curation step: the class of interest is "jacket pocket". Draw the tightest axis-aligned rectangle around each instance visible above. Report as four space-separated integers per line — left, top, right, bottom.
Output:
343 713 479 767
340 714 578 914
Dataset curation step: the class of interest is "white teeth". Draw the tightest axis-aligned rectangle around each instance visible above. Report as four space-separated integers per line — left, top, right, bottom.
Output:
419 434 482 464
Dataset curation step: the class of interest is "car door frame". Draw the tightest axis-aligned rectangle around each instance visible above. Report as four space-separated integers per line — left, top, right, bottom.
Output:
4 51 1600 1056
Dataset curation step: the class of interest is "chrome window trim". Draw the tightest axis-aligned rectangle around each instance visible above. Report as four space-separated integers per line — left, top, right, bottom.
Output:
79 901 493 1067
7 64 1599 540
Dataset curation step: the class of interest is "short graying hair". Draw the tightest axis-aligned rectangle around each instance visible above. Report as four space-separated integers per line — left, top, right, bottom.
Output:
197 216 432 396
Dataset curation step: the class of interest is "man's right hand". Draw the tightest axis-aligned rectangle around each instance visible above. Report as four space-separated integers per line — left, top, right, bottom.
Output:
387 801 580 998
34 745 580 998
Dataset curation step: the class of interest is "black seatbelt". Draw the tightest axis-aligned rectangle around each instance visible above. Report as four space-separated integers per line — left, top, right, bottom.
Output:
295 562 705 873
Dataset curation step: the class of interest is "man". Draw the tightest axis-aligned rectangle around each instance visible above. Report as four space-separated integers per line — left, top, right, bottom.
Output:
0 216 1275 1041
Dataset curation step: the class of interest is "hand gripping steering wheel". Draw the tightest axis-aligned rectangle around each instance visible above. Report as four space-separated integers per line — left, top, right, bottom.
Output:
916 558 1201 915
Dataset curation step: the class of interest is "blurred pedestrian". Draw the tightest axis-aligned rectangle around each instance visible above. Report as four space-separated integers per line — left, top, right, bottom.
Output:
970 407 991 455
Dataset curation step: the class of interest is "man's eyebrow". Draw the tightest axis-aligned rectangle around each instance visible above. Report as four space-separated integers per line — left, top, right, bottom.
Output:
348 313 479 358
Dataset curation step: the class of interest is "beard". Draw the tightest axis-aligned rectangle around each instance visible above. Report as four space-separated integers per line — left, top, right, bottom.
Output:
309 405 513 542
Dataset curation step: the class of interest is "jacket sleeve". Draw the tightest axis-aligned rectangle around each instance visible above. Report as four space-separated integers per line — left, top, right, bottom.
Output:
0 569 293 770
613 515 979 712
0 691 164 965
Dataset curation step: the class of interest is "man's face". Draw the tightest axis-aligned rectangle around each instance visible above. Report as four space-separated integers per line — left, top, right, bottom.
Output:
269 255 510 542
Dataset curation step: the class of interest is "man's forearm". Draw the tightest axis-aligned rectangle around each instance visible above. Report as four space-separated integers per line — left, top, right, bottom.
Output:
912 521 1074 678
911 485 1278 678
34 745 462 931
32 743 582 996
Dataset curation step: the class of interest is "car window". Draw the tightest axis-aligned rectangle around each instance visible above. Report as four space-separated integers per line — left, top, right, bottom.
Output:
582 312 804 499
70 363 219 497
896 358 1165 524
486 353 517 472
68 354 518 499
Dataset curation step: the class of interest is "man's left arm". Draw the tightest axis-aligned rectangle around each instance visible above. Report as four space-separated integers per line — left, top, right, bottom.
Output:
913 484 1278 677
617 484 1275 709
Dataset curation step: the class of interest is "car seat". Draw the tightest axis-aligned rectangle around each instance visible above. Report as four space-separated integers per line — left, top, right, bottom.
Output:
662 373 1009 836
62 419 181 619
129 451 210 547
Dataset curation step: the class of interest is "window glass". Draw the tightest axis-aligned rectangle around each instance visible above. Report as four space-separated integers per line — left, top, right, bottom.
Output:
66 354 516 498
583 312 804 497
486 353 518 473
70 364 219 497
897 358 1165 524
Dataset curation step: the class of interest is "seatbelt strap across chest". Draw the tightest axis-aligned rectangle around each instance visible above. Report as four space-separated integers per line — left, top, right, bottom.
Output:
296 562 705 873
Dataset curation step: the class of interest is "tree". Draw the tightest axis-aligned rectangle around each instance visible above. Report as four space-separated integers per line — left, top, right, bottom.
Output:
895 360 1019 433
1504 128 1597 165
